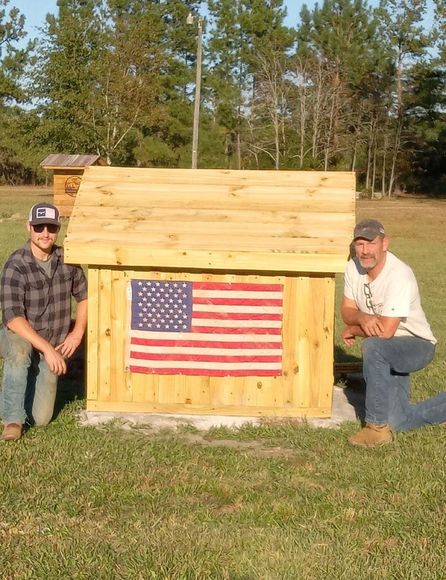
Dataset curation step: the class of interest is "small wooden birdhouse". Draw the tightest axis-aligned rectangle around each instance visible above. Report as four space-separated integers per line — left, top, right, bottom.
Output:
40 154 107 217
64 167 355 418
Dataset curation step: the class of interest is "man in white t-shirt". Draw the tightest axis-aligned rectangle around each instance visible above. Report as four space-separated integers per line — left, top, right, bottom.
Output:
341 219 446 447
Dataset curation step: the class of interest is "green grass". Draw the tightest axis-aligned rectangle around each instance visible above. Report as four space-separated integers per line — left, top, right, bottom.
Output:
0 190 445 579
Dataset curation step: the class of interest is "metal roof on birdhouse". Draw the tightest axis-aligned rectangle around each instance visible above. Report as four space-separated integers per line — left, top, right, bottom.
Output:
40 154 106 169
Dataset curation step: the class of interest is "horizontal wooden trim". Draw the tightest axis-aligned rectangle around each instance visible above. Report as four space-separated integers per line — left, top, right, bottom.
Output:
64 243 348 272
86 399 332 418
82 166 356 187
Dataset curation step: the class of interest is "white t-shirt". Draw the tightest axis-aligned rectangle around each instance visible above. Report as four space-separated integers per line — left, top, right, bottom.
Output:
344 251 436 344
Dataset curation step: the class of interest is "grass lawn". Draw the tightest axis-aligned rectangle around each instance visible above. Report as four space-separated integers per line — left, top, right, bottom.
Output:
0 189 445 579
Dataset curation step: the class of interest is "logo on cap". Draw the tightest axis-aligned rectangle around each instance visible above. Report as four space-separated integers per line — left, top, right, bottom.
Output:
37 208 56 219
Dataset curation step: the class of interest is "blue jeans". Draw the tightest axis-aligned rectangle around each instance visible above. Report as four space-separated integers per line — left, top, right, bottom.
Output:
0 327 58 426
362 336 446 431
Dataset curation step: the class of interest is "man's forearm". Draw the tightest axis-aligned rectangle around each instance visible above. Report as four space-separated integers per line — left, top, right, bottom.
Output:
71 299 88 339
7 316 54 355
341 306 366 326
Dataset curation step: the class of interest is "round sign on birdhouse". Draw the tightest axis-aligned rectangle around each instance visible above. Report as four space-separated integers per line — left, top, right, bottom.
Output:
65 175 82 196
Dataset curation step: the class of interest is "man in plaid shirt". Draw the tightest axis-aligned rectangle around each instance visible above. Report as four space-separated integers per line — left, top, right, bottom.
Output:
0 203 87 441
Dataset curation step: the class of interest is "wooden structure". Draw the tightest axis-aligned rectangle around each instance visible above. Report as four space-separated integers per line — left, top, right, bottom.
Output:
64 166 355 417
40 154 106 217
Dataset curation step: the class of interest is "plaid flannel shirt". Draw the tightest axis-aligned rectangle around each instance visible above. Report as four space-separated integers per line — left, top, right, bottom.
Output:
0 241 87 347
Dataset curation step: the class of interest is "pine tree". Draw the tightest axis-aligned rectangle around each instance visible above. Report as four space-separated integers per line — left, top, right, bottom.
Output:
0 0 33 182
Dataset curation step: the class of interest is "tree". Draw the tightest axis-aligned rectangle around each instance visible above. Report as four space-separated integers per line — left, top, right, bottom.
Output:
33 0 171 165
376 0 431 195
0 0 34 183
32 0 104 154
293 0 388 173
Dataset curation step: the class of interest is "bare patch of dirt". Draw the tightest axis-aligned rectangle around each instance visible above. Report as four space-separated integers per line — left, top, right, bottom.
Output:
180 432 297 458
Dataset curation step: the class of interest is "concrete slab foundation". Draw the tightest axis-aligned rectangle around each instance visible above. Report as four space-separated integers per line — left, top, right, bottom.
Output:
78 385 365 432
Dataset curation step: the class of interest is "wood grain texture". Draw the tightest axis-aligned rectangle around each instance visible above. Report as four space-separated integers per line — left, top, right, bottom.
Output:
72 167 354 417
86 269 337 418
65 166 355 273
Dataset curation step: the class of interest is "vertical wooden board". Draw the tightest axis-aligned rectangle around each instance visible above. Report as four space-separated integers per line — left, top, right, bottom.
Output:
249 376 284 410
171 373 188 405
293 277 312 409
157 374 177 405
110 269 133 403
86 268 100 402
310 276 335 411
281 276 300 409
210 376 240 407
183 375 210 407
294 276 335 413
97 269 112 401
306 277 321 410
132 372 157 403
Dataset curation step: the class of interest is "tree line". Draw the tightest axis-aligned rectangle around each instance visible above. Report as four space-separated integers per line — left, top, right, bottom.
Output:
0 0 445 195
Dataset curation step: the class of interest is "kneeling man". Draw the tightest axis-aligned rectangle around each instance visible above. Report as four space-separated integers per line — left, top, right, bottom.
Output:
0 203 87 441
342 219 446 447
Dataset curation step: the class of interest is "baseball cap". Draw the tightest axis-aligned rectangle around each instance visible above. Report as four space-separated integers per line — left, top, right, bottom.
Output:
353 219 385 241
28 203 61 226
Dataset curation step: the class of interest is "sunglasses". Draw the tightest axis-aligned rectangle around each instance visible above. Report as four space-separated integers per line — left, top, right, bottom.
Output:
32 223 60 234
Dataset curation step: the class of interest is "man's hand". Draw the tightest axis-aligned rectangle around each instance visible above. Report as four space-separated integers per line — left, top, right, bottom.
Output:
342 327 357 346
56 332 83 359
42 346 67 376
359 314 385 337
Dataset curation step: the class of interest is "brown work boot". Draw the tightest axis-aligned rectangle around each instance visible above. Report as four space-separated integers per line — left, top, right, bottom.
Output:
348 423 392 447
1 423 23 441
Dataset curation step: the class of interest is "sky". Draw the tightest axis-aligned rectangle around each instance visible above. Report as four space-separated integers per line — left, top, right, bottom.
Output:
5 1 346 34
7 0 435 39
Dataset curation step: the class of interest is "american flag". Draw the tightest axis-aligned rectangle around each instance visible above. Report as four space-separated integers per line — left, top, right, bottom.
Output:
128 279 283 376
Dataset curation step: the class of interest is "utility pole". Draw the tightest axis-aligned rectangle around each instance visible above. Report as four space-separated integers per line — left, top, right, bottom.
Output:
187 13 203 169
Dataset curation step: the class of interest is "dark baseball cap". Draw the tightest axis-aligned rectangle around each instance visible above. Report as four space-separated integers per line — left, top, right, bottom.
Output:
353 219 385 241
28 203 61 226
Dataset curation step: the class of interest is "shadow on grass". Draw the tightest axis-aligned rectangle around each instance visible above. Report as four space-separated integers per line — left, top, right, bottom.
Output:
335 345 366 422
343 381 366 422
53 342 86 418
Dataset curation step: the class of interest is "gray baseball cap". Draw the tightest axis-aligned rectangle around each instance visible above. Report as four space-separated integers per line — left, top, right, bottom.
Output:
353 219 385 241
28 203 61 226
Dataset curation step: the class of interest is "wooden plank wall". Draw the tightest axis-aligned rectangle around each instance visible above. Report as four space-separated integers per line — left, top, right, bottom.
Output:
53 169 84 217
65 167 355 273
87 268 335 417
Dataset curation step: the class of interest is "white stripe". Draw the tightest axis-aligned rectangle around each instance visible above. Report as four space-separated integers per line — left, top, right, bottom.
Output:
190 318 282 328
131 345 282 356
129 359 281 370
193 304 282 314
131 330 281 343
194 289 282 300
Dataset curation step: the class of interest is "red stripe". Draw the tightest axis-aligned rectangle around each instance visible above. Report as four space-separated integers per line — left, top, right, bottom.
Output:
130 352 282 363
191 326 281 335
130 337 281 349
192 311 282 320
129 366 281 377
193 282 283 292
193 297 282 306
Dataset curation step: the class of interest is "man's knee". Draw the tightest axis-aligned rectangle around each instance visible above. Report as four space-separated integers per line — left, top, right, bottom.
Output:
2 333 33 367
362 337 385 360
